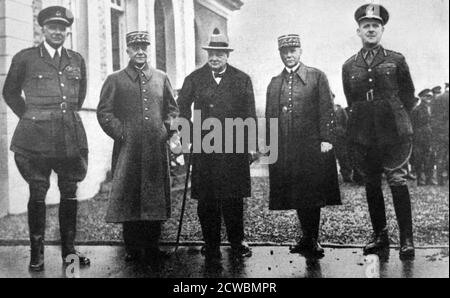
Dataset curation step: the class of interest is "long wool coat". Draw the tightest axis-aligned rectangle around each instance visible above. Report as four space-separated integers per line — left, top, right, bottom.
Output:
97 63 178 223
266 63 342 210
177 64 257 201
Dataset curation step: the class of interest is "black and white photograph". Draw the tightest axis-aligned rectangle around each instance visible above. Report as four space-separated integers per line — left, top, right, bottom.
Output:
0 0 448 282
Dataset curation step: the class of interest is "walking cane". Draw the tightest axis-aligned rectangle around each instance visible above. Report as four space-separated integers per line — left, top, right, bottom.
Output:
174 145 193 253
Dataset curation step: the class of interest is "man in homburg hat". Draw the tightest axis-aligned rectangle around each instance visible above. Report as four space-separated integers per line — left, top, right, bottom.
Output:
431 85 449 186
177 28 257 264
342 4 416 260
2 6 90 271
97 31 178 267
266 34 341 258
411 89 435 186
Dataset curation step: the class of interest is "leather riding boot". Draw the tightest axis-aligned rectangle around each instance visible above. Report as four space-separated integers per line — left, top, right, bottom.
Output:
28 201 46 272
364 228 390 255
391 186 415 260
364 185 389 255
59 200 91 266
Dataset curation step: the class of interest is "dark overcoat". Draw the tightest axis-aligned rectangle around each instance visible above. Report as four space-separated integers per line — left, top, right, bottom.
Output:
177 64 256 200
97 63 178 223
2 43 88 158
266 63 341 210
342 46 416 148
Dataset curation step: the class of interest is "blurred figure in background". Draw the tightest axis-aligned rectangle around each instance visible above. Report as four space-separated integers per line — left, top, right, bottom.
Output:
334 102 353 183
431 84 449 186
411 89 435 186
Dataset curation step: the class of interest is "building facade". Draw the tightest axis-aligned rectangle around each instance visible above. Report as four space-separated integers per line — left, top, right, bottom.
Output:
0 0 243 216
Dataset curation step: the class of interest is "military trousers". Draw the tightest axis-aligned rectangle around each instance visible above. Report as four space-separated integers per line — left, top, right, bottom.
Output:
15 152 88 201
352 142 409 187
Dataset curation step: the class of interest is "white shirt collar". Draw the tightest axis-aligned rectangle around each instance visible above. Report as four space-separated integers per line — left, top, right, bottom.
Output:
212 66 227 84
44 41 62 58
285 63 300 74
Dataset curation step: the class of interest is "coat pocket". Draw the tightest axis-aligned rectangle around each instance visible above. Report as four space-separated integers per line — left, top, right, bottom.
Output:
12 111 55 153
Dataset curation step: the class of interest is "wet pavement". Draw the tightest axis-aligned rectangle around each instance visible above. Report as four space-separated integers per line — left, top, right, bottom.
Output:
0 245 448 278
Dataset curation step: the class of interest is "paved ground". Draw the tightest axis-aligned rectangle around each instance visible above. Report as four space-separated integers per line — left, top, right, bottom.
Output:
0 245 448 278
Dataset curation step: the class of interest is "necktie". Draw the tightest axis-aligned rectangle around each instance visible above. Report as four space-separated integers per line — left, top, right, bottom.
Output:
53 51 60 66
214 72 224 79
365 50 375 65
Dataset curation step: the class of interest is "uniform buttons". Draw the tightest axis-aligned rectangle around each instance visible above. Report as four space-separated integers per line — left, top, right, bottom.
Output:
142 81 147 85
387 72 390 75
63 96 67 100
58 72 63 75
144 98 148 102
368 69 372 72
145 108 149 111
351 76 355 79
32 117 36 120
38 75 43 79
369 79 373 82
61 83 65 87
145 117 149 120
209 104 214 108
143 89 147 93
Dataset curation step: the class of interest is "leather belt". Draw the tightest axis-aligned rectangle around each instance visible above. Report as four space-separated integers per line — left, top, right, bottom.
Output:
26 102 78 111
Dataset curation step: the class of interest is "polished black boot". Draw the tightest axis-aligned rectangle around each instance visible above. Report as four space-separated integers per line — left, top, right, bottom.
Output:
28 201 46 272
364 185 390 255
391 186 415 260
59 200 91 266
363 228 390 255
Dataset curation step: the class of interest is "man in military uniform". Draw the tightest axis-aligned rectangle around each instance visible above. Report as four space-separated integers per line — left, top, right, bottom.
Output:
342 4 416 260
411 89 435 186
432 86 442 100
2 6 90 271
334 102 353 183
267 34 341 258
97 31 178 267
431 85 449 186
177 29 256 264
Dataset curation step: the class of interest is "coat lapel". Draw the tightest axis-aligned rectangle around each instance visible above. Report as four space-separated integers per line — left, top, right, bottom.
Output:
39 43 59 70
354 51 368 69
